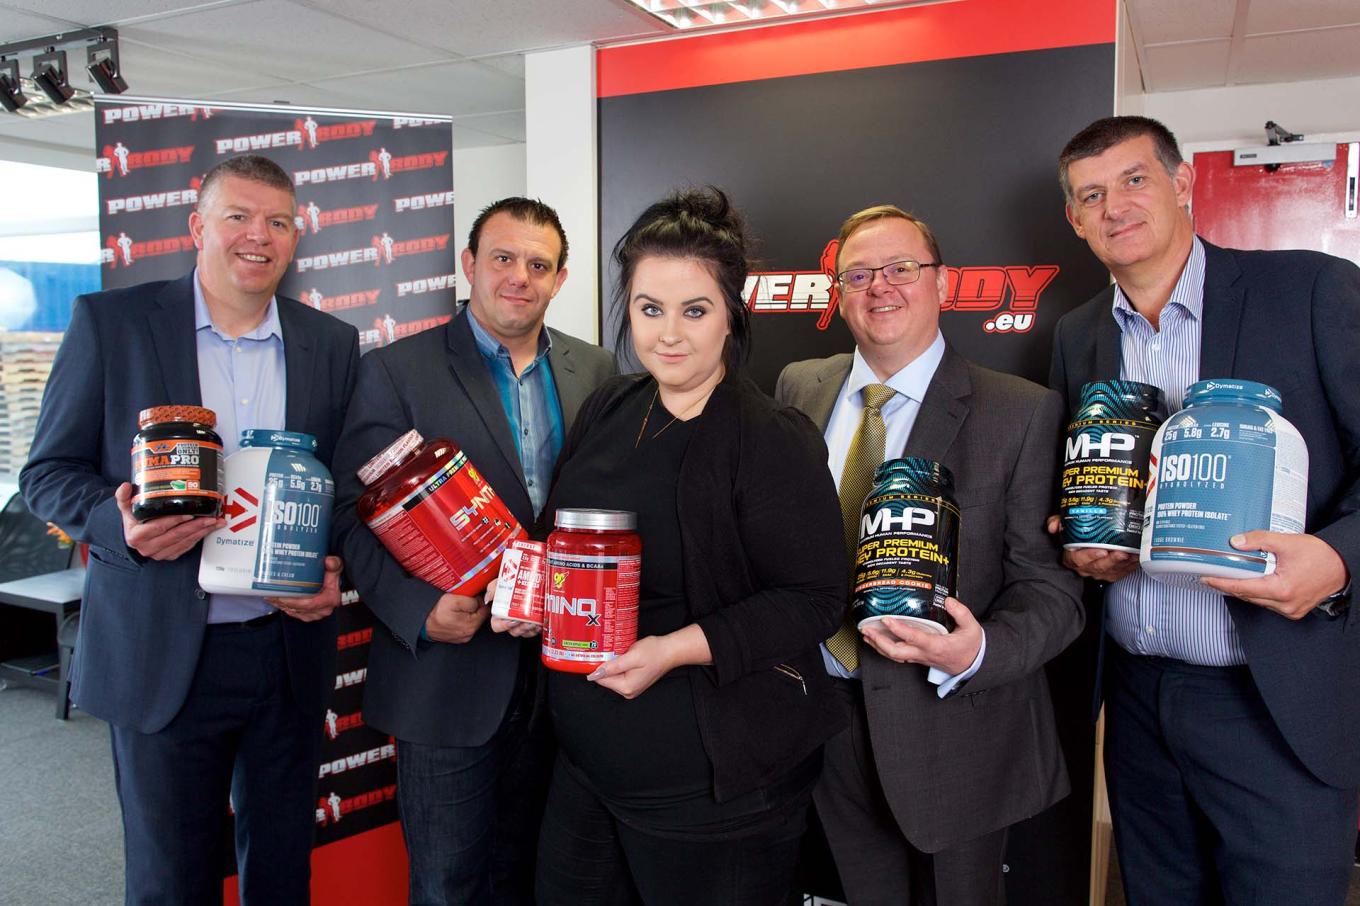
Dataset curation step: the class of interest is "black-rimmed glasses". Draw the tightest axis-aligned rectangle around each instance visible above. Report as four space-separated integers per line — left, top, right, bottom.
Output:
837 259 942 292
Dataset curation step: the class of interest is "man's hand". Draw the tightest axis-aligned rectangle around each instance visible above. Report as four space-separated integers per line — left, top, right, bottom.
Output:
860 597 983 675
268 556 343 622
1201 531 1349 620
1047 514 1140 583
116 481 223 561
424 592 489 643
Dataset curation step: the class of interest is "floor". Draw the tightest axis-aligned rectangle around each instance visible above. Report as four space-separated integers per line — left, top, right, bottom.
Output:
1 681 1357 906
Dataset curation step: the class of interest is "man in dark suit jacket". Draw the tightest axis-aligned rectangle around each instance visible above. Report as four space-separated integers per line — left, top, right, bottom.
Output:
1050 115 1359 905
776 205 1083 905
21 155 360 905
331 198 615 905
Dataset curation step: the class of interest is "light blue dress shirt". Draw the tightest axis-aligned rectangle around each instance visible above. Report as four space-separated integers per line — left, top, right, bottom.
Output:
193 271 287 624
1105 238 1247 666
820 331 986 696
466 312 564 518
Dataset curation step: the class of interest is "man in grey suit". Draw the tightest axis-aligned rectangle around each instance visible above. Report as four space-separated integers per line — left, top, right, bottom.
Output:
331 198 615 905
776 205 1083 906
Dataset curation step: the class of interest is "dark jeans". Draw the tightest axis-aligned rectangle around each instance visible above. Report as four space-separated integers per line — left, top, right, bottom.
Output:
110 616 319 906
1105 644 1358 906
535 754 812 906
396 664 549 906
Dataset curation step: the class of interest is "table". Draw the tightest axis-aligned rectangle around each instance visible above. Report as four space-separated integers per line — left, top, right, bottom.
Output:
0 567 85 719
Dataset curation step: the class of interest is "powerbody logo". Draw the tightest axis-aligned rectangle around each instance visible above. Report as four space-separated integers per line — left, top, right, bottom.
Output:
96 142 195 178
747 239 1060 335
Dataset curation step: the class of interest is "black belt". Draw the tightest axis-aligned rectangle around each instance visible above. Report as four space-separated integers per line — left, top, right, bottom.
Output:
206 609 281 631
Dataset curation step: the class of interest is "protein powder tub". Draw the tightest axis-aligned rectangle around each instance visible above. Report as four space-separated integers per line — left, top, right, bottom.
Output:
851 457 959 635
542 509 641 674
198 430 334 597
1141 379 1308 584
357 429 522 595
130 405 224 521
1060 380 1166 552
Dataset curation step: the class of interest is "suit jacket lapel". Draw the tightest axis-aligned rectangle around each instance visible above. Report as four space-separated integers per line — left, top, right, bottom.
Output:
446 310 528 489
803 356 851 431
149 274 202 406
903 345 969 464
547 330 588 432
1197 240 1244 380
278 297 315 432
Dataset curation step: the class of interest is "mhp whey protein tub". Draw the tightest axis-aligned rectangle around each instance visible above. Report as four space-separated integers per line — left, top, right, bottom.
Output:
542 509 641 674
851 458 959 635
1060 380 1166 552
198 430 333 597
130 405 224 521
1141 379 1308 584
357 429 522 595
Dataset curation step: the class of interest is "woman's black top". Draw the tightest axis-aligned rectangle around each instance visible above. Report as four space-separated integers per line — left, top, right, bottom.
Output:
544 388 713 811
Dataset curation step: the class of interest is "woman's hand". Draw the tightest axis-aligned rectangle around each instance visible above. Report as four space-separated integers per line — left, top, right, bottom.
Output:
587 624 712 699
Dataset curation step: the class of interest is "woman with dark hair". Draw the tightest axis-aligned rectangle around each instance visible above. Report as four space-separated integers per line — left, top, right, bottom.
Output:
530 187 847 904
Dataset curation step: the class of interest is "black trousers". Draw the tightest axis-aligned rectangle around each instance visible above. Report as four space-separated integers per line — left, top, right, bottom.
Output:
109 616 319 906
535 754 812 906
1104 644 1357 906
814 680 1007 906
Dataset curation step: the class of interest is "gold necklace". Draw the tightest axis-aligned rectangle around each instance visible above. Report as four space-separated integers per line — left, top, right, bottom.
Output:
634 389 679 448
635 387 710 447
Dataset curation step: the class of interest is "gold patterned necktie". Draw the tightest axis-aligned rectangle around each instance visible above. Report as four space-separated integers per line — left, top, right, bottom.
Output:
825 383 897 671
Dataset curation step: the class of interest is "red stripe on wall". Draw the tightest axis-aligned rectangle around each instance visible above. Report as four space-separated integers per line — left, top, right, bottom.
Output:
598 0 1115 97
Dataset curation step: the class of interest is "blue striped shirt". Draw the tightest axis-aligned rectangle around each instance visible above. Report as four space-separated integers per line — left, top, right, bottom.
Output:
467 312 563 517
1106 238 1247 666
193 271 286 624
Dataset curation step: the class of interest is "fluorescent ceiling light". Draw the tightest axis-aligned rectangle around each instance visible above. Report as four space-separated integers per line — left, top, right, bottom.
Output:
627 0 934 31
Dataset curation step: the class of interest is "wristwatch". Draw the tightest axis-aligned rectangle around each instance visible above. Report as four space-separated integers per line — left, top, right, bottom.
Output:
1316 581 1352 618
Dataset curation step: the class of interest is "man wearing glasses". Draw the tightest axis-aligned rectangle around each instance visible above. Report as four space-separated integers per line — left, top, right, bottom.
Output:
777 205 1082 906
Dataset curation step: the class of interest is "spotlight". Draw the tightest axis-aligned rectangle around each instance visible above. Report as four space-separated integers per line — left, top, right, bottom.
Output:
0 58 26 112
86 40 127 94
31 48 73 104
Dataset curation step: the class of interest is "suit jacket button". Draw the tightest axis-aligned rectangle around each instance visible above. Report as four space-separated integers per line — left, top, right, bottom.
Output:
195 588 207 599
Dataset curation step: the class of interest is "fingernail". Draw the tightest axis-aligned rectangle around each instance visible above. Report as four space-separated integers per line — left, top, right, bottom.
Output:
586 668 603 682
1231 534 1245 546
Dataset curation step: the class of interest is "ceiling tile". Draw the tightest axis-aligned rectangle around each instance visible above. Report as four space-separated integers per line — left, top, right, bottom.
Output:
1126 0 1236 45
1236 26 1360 83
118 0 452 83
309 0 662 57
309 59 523 118
2 0 257 27
1140 39 1232 91
1246 0 1360 34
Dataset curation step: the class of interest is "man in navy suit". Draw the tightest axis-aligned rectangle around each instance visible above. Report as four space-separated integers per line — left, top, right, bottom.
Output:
1049 116 1359 905
331 198 615 904
22 155 360 905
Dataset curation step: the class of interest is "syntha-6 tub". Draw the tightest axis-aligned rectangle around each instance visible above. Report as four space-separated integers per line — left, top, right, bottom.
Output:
198 430 335 597
1141 380 1308 585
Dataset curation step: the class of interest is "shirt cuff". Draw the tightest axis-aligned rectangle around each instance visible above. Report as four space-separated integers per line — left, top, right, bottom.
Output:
927 629 986 699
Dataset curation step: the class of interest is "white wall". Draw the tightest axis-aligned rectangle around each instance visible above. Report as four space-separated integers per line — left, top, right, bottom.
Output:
524 45 598 344
1143 76 1360 149
451 142 527 300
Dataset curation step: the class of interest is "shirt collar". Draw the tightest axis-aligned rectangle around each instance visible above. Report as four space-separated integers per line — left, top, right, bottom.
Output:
192 268 282 342
1111 236 1205 330
845 330 946 406
467 308 552 365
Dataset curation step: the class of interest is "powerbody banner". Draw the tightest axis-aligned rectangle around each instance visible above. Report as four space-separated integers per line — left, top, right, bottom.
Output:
94 96 455 900
598 2 1115 903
